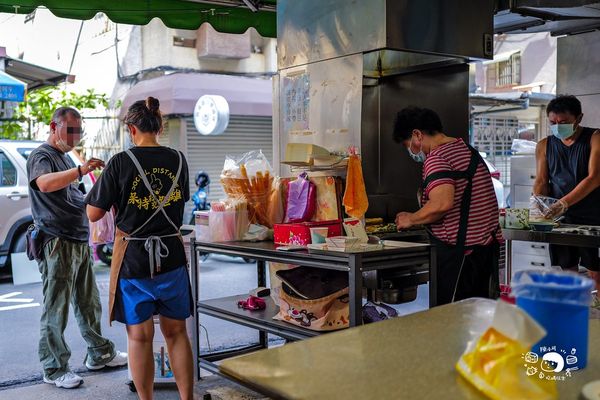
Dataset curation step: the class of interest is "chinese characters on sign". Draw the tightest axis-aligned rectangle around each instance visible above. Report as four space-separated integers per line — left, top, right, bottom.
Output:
283 72 310 135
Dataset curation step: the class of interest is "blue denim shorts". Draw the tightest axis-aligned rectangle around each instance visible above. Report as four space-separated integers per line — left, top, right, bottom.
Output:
114 266 193 325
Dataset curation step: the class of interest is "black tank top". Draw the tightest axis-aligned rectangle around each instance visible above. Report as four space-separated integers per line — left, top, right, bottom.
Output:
546 127 600 225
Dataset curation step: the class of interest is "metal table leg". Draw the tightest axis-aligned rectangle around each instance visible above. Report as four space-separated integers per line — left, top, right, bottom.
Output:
189 240 201 381
348 254 363 327
505 239 512 285
429 245 438 308
257 260 268 348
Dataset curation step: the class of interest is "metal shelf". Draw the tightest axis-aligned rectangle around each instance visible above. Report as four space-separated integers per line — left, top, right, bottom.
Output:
198 294 322 342
191 239 438 382
285 157 349 173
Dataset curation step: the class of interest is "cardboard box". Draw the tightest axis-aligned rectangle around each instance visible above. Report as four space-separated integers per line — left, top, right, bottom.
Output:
281 143 331 166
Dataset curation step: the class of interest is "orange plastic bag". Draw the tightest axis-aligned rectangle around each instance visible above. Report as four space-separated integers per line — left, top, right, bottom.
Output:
456 301 557 400
342 154 369 219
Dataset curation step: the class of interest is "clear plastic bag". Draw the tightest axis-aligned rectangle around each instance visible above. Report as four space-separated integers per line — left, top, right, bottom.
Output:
208 210 237 242
221 150 276 227
206 198 250 242
530 195 566 222
512 139 537 154
267 177 285 226
512 270 594 307
223 198 250 240
243 224 270 242
89 209 115 245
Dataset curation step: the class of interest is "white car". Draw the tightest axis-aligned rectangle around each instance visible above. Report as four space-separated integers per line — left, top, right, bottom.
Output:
0 140 94 278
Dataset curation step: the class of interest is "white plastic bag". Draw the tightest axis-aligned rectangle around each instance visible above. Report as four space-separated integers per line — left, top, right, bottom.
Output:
512 139 537 154
89 210 115 245
243 224 270 242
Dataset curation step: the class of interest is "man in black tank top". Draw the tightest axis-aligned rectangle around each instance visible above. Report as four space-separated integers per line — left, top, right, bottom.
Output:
533 95 600 292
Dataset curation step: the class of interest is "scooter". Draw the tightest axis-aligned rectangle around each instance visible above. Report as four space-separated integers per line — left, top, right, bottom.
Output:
192 171 211 262
190 170 211 223
96 242 113 265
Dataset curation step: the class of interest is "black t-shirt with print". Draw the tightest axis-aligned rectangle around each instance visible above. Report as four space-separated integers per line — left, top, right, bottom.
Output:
27 144 88 242
85 146 190 279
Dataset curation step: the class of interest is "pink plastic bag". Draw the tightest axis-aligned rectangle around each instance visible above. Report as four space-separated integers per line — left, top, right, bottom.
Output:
89 209 115 245
285 172 316 223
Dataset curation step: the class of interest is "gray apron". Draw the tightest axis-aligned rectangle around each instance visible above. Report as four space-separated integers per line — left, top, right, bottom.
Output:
108 149 183 324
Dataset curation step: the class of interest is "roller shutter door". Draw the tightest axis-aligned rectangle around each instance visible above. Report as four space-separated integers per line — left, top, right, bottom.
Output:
184 115 273 217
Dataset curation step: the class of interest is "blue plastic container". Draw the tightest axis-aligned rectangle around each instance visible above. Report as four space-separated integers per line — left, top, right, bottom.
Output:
512 270 593 370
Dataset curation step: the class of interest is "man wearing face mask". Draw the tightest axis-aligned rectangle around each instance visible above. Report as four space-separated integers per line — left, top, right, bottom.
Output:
534 95 600 290
393 107 501 305
26 107 127 389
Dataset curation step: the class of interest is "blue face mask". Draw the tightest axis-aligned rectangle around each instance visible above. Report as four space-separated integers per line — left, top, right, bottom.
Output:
550 123 575 140
407 136 426 163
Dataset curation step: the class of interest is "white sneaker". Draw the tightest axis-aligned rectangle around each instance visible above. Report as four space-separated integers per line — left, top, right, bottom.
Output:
43 371 83 389
85 350 128 370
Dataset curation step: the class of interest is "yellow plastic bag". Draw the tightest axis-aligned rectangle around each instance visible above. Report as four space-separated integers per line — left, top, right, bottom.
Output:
456 301 557 400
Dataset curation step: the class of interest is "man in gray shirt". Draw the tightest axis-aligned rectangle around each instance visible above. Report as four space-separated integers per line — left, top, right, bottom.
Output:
27 107 127 389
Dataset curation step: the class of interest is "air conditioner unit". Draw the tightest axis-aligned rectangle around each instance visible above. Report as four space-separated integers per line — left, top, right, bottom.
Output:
196 24 251 60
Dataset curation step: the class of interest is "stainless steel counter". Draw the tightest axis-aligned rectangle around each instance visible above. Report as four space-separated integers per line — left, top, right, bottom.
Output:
220 298 600 400
503 227 600 248
503 228 600 282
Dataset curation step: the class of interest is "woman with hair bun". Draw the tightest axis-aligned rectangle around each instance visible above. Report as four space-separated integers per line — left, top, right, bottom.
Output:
85 97 193 399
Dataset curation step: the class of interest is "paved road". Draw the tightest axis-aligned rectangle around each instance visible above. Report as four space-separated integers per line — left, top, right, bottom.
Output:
0 253 429 389
0 254 264 388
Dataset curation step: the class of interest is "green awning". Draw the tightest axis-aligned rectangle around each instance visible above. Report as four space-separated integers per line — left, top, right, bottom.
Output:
0 0 277 37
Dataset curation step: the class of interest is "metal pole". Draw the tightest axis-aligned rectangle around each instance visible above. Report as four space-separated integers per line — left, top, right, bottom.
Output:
348 254 363 327
189 238 201 381
429 246 438 308
256 260 268 348
505 239 512 286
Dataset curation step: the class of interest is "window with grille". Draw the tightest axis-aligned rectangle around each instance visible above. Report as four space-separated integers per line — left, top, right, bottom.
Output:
0 152 17 187
495 53 521 87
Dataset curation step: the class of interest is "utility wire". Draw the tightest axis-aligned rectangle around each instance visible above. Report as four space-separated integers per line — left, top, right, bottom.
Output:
66 20 84 84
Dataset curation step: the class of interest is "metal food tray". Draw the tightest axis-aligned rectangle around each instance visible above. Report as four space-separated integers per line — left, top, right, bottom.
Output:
553 224 600 236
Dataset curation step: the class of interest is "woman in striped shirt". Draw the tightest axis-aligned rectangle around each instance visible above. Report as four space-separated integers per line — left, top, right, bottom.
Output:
393 107 501 305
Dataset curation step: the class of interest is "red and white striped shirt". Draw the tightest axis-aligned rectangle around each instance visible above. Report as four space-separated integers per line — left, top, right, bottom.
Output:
422 139 499 247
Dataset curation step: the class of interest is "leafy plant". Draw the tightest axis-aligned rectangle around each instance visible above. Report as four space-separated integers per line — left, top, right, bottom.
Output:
0 87 113 140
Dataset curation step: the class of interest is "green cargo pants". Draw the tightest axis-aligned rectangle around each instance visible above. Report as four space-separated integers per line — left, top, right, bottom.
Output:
38 238 115 380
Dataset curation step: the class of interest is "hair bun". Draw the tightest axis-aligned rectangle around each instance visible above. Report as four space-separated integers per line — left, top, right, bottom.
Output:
145 97 160 113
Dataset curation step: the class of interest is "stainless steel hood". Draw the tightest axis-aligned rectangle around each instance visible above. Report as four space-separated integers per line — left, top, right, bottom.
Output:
495 0 600 36
277 0 495 70
274 0 493 220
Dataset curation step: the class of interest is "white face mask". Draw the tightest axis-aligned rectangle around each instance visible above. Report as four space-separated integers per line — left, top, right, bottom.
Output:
53 121 81 153
55 136 72 153
407 135 426 163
